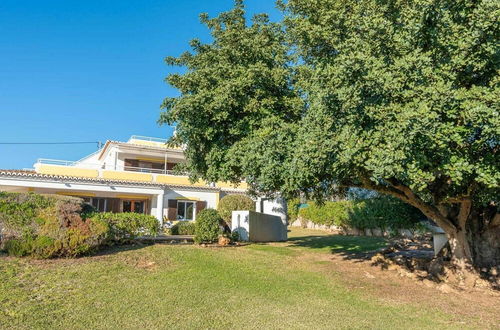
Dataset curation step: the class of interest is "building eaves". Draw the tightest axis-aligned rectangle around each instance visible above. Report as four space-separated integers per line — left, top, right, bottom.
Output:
0 170 220 192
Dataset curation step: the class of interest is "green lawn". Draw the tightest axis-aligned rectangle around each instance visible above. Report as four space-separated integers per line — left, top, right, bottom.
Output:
0 228 488 329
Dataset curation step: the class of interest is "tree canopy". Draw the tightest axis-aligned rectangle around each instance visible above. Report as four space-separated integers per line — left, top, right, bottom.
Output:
160 0 499 269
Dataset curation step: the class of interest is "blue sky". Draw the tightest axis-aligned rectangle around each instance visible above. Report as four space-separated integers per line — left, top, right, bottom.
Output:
0 0 280 169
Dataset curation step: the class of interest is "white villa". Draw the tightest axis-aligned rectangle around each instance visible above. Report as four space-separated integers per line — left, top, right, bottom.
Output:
0 135 252 225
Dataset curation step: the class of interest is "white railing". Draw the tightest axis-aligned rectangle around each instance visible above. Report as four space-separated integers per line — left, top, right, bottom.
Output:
37 158 80 166
129 135 168 143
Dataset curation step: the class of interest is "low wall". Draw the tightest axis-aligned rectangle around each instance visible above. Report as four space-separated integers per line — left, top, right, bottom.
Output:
232 210 287 242
290 217 415 238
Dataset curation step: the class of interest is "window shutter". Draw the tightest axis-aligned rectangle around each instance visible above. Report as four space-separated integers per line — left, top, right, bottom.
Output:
110 198 121 213
167 199 177 220
196 201 207 215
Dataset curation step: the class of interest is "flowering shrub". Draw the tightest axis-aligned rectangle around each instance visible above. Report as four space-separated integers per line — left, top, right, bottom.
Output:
0 192 159 258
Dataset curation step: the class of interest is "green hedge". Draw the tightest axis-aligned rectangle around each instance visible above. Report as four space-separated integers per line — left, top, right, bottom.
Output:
170 221 196 235
287 198 301 224
346 196 425 235
299 201 351 227
0 192 160 258
297 196 424 234
217 194 255 225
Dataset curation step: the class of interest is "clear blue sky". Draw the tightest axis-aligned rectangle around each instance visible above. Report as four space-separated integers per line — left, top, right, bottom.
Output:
0 0 280 169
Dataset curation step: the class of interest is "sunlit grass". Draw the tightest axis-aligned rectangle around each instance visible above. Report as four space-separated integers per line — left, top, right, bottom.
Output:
0 229 466 329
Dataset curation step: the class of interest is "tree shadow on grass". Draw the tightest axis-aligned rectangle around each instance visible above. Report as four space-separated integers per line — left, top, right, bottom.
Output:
287 234 387 262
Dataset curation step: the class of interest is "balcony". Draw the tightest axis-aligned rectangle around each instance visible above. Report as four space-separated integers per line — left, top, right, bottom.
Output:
34 159 247 190
34 159 207 186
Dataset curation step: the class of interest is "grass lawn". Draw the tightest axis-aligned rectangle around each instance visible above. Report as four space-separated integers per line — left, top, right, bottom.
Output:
0 228 494 329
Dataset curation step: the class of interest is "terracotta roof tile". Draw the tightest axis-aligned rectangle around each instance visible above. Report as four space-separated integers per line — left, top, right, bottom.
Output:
0 170 220 192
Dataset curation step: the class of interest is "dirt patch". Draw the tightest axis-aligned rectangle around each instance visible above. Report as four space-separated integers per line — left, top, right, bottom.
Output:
300 249 500 328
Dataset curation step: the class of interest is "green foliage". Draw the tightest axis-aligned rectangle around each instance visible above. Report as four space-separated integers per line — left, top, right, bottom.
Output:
90 212 160 242
0 192 158 258
299 201 351 227
230 231 240 242
170 221 196 235
159 2 303 188
217 194 255 225
347 196 425 234
0 192 55 231
160 1 499 265
194 209 222 244
4 238 33 257
287 198 300 224
298 196 424 235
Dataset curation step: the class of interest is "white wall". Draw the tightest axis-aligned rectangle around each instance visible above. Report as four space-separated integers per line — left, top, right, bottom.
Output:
256 197 288 225
164 189 219 210
231 210 287 242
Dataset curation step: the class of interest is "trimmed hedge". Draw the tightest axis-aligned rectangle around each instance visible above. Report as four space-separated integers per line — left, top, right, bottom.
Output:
194 209 222 244
299 201 351 227
297 196 425 235
0 192 160 258
217 194 255 225
170 221 196 235
347 196 425 235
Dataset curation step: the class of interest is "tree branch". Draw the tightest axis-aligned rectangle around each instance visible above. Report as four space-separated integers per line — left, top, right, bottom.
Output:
364 175 458 232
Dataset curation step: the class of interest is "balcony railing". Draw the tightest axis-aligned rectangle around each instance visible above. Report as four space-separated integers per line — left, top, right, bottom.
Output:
129 135 169 143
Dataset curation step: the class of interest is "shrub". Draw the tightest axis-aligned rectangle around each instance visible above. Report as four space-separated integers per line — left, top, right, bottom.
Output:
298 201 351 227
171 221 196 235
194 209 222 244
297 196 425 236
217 195 255 225
0 192 159 258
89 212 160 242
287 198 301 224
230 230 240 242
4 237 33 257
347 196 424 235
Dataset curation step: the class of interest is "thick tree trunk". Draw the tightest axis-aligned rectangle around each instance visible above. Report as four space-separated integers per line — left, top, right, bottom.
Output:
359 175 499 270
442 213 500 270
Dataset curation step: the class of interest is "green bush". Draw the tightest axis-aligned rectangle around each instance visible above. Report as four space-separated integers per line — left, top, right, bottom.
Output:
297 196 424 236
217 194 255 225
171 221 196 235
0 192 159 258
347 196 424 234
194 209 223 244
287 198 301 224
298 201 351 227
4 237 33 257
90 212 160 242
230 230 240 242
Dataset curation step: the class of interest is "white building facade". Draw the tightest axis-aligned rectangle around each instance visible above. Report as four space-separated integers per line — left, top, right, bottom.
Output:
0 136 249 225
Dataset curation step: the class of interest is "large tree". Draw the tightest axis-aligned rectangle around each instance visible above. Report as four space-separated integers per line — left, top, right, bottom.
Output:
160 0 499 270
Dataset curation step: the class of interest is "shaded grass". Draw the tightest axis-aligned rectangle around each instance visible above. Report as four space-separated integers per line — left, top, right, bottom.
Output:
287 227 387 255
0 229 475 329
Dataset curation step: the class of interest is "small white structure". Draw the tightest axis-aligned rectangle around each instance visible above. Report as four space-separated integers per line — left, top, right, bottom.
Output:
256 197 288 225
231 210 287 242
432 228 448 256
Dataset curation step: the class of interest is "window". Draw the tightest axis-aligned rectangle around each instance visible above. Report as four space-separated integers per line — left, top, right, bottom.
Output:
122 200 146 214
177 201 195 221
92 198 107 212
